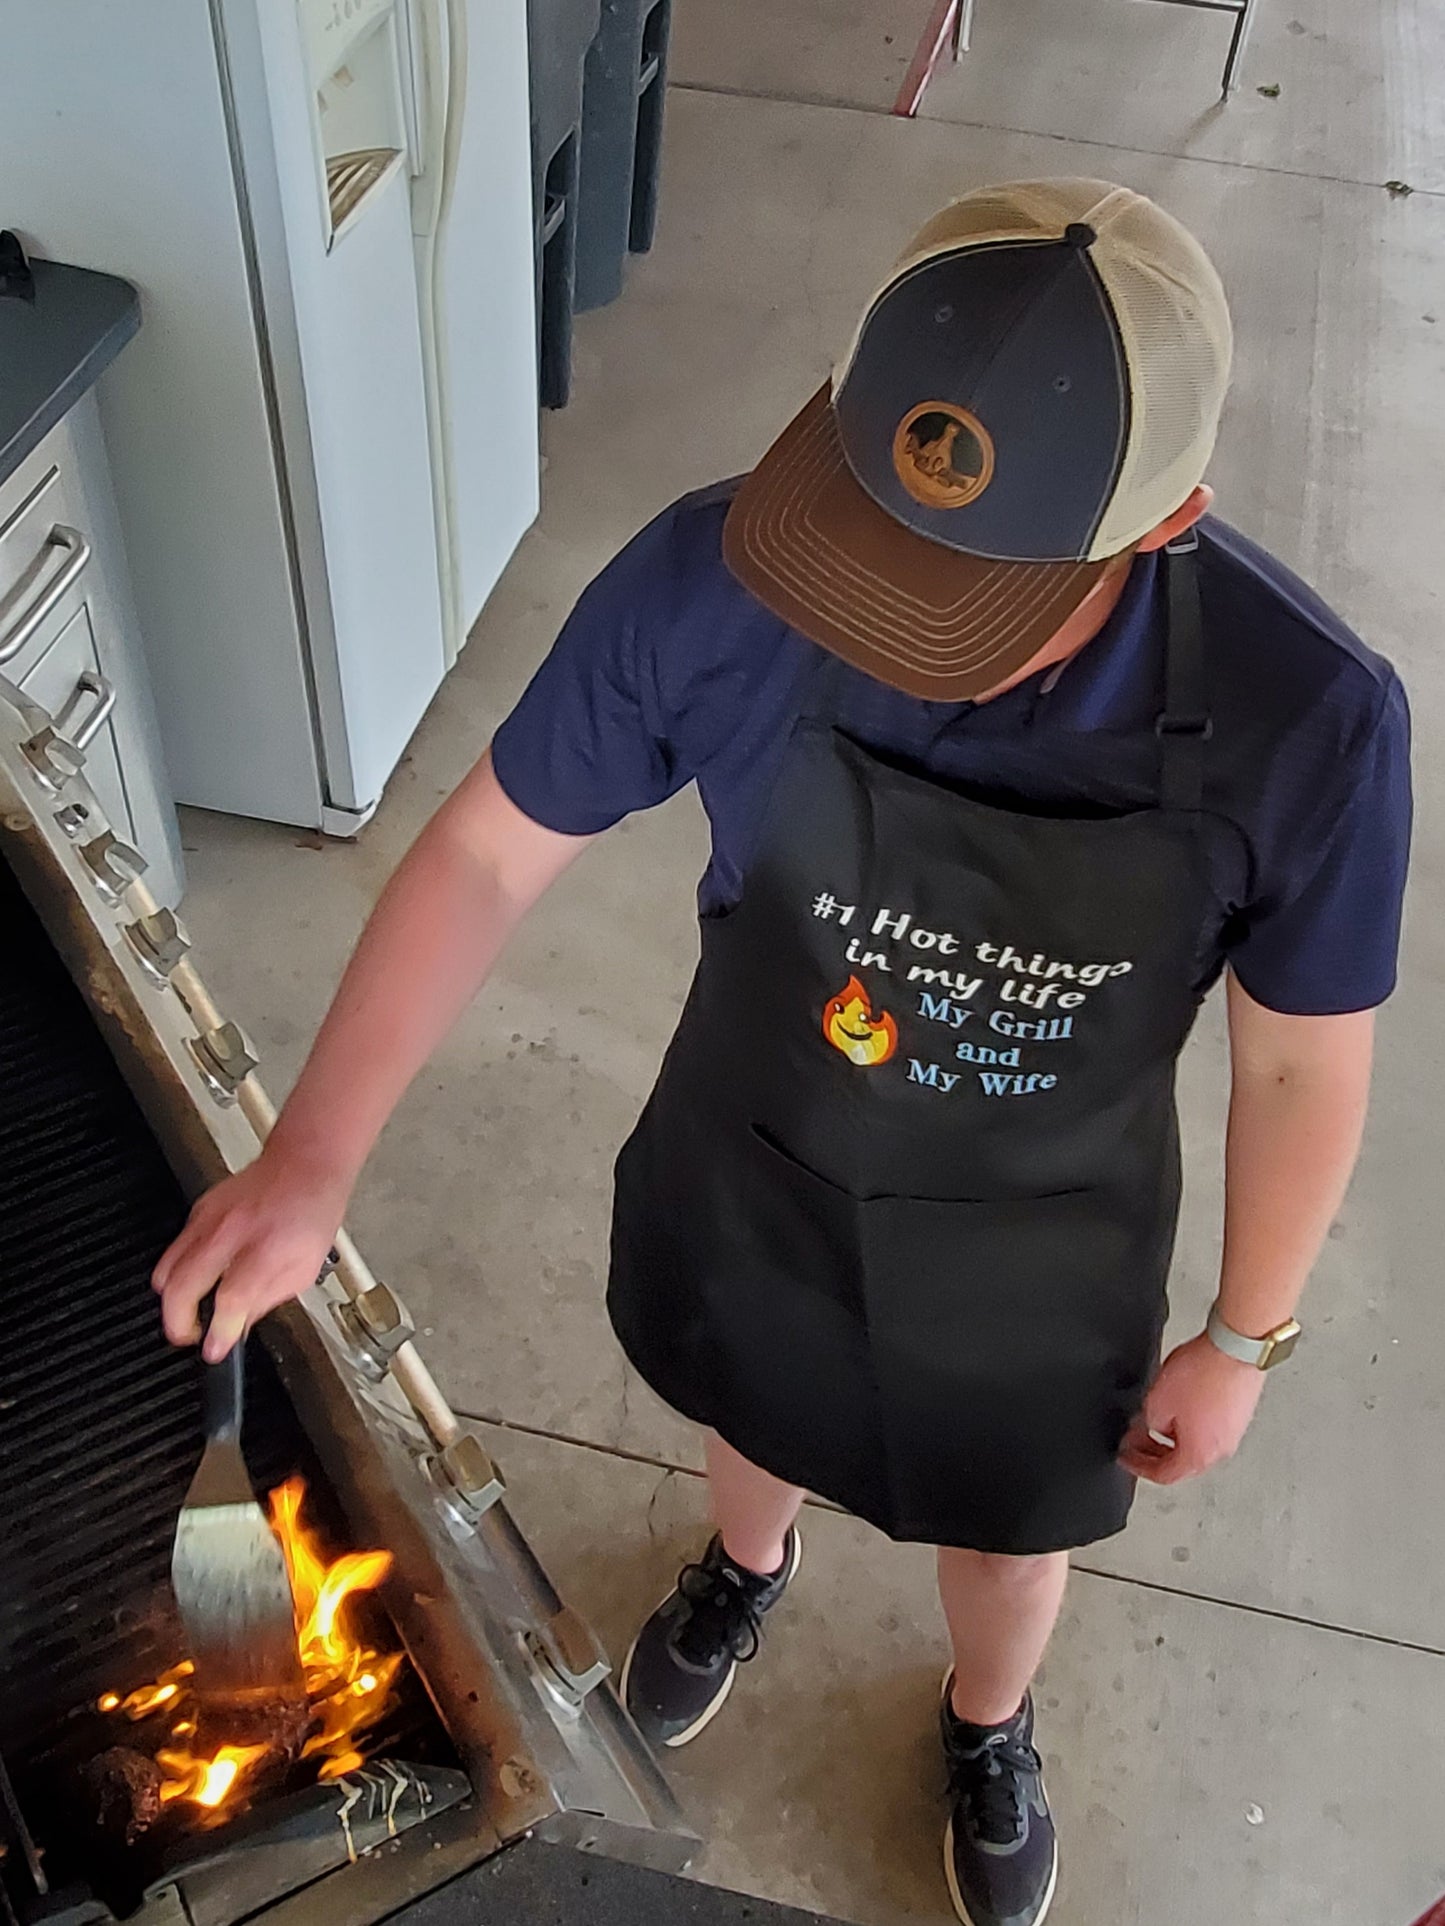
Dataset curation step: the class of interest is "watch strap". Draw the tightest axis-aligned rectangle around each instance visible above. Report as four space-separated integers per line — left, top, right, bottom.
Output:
1206 1304 1298 1369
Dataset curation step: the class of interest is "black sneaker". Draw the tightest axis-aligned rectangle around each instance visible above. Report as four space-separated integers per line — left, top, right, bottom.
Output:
941 1673 1058 1926
621 1529 801 1748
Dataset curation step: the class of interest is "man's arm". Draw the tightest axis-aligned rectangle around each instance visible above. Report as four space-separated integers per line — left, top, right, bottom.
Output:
153 753 593 1360
1120 970 1375 1484
1216 971 1374 1330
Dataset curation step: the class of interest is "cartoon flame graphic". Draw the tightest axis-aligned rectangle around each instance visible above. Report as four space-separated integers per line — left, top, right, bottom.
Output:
822 975 899 1067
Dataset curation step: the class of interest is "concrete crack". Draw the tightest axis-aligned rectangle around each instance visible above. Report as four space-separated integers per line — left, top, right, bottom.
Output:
645 1466 677 1542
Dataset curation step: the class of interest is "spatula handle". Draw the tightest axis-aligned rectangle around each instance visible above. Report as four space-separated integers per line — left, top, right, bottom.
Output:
199 1296 245 1443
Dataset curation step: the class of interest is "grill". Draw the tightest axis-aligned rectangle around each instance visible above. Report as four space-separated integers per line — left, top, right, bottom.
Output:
0 851 453 1908
1 842 199 1759
0 672 691 1924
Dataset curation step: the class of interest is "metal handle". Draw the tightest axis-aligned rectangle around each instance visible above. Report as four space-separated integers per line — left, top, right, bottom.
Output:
0 525 91 663
201 1343 246 1442
52 669 116 750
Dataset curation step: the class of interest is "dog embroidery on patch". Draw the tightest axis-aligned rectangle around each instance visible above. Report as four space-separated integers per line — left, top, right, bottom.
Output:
892 402 995 510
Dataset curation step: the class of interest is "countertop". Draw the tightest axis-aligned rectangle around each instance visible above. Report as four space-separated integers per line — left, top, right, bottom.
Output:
0 255 140 484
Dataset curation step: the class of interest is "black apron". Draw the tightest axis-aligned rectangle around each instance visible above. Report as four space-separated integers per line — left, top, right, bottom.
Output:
608 539 1214 1553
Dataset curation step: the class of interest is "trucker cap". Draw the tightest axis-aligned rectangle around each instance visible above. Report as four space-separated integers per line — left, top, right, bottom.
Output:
723 179 1233 700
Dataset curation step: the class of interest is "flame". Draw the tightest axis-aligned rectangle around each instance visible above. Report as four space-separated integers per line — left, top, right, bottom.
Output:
156 1744 269 1809
269 1477 401 1777
106 1664 194 1722
97 1480 400 1822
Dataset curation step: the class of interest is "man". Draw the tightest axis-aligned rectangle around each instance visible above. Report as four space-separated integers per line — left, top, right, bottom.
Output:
155 180 1410 1926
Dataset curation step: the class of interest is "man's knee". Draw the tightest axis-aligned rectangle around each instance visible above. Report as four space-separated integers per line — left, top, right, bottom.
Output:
941 1546 1067 1594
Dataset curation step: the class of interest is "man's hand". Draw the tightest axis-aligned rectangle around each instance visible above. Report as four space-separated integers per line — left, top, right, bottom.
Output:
1118 1332 1265 1485
150 752 594 1364
153 1150 349 1362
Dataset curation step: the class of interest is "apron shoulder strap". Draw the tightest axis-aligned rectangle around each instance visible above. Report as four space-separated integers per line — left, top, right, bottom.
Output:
803 641 854 720
1156 532 1211 813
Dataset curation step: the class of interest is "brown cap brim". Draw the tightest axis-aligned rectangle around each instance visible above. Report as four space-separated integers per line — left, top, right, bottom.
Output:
723 385 1111 701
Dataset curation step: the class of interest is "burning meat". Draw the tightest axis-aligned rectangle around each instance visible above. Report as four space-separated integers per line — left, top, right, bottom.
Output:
81 1747 164 1845
192 1691 314 1761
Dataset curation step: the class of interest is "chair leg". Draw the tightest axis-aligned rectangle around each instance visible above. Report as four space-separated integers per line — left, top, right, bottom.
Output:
1221 0 1258 95
952 0 977 58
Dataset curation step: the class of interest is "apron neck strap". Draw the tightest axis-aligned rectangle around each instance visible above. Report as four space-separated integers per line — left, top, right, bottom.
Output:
804 641 855 718
1156 533 1211 812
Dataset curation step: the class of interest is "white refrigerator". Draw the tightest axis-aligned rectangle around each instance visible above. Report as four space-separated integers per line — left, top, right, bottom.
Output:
0 0 539 833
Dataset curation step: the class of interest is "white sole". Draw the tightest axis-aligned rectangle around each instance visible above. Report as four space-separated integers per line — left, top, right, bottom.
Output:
941 1666 1057 1926
621 1530 802 1750
943 1815 1058 1926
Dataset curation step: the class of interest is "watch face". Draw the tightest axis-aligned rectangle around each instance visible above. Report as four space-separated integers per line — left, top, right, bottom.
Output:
1264 1323 1302 1367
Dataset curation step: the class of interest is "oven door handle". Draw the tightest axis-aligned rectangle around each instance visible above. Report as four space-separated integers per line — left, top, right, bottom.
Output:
0 525 92 664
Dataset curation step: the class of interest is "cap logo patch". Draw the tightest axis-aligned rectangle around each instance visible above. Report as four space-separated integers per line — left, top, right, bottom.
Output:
892 402 994 511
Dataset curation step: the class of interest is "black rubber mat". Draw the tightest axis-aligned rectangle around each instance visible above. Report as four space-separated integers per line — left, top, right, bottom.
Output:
388 1837 859 1926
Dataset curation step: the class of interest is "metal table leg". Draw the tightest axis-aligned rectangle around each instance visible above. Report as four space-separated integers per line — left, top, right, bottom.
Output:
1221 0 1260 95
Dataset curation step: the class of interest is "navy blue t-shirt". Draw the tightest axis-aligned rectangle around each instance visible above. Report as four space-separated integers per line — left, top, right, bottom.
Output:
493 484 1411 1016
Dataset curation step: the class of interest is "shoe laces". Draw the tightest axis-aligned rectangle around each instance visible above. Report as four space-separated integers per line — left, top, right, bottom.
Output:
947 1727 1043 1847
670 1558 766 1668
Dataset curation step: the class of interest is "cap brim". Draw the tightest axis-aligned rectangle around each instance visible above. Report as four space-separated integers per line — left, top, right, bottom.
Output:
723 385 1111 701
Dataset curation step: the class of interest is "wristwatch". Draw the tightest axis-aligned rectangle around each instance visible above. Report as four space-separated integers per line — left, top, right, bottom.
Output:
1206 1304 1301 1370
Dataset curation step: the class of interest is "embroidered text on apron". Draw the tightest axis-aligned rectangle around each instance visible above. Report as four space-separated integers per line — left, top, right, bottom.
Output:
609 540 1214 1551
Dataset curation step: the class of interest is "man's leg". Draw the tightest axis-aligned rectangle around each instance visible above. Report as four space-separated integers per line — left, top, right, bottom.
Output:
937 1550 1066 1926
623 1431 804 1748
705 1428 806 1575
937 1547 1068 1724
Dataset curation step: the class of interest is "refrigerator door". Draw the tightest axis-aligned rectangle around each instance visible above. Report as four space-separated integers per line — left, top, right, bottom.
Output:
0 0 326 827
252 0 447 819
410 0 540 663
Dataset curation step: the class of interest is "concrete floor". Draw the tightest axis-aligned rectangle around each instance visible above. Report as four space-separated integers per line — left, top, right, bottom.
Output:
178 3 1445 1920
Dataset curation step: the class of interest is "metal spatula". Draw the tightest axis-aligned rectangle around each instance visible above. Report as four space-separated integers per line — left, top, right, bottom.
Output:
171 1322 303 1700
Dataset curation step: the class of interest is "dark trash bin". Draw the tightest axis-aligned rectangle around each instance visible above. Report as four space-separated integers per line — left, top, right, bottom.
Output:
575 0 673 313
527 0 602 406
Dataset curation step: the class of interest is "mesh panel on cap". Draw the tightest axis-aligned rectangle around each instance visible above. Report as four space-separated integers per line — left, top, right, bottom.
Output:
1088 194 1232 556
897 191 1056 263
890 178 1122 274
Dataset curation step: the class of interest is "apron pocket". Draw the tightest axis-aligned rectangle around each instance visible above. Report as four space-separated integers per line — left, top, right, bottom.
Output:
684 1121 891 1522
857 1189 1169 1552
609 1105 891 1522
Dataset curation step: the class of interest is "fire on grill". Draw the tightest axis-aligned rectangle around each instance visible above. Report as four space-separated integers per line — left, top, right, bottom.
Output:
0 670 690 1926
85 1478 402 1839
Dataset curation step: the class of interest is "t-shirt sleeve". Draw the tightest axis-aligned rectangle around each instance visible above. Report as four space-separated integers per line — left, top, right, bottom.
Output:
1227 672 1412 1014
491 511 690 834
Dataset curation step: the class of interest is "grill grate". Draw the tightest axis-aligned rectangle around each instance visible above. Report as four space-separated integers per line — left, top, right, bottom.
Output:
0 857 443 1835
